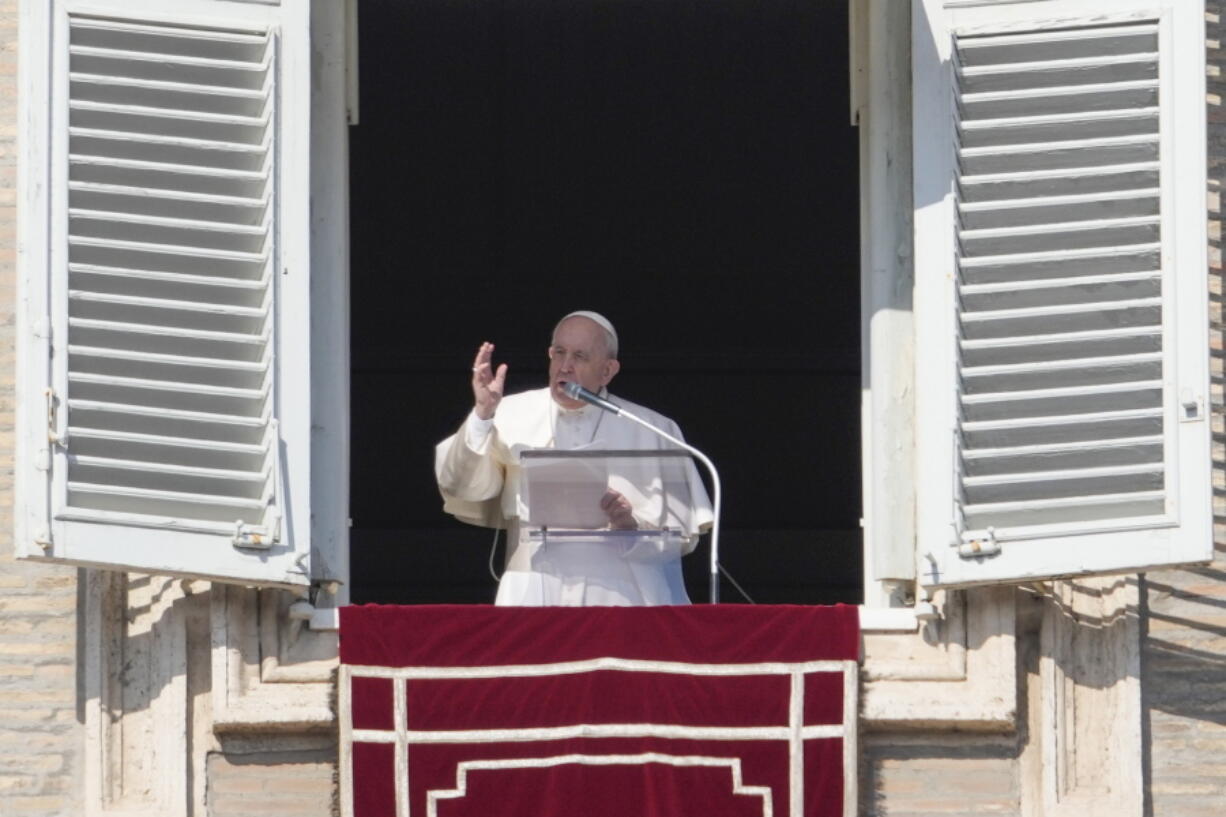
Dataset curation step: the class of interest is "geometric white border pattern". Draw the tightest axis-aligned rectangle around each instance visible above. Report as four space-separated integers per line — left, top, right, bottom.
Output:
339 658 859 817
427 754 774 817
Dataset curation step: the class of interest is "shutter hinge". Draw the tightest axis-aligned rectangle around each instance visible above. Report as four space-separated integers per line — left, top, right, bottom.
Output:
45 388 67 448
957 527 1001 559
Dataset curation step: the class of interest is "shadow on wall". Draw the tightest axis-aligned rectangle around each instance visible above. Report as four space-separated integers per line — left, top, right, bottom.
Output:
1139 0 1226 728
1142 563 1226 729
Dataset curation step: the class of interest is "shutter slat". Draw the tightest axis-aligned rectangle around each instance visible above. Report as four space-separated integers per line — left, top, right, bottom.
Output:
70 137 269 172
962 352 1162 379
69 44 270 73
961 377 1162 402
960 77 1157 103
70 128 268 157
72 426 265 455
961 270 1158 295
961 133 1152 158
70 154 269 181
71 72 266 99
961 164 1159 203
962 492 1164 515
69 354 268 392
960 214 1159 240
960 192 1159 229
961 110 1159 150
71 99 269 128
965 442 1162 479
960 139 1158 175
961 296 1161 323
69 344 267 372
66 398 267 423
962 386 1161 423
69 279 270 309
964 462 1161 488
73 443 264 476
961 222 1159 256
70 16 269 47
960 491 1166 531
963 434 1164 460
962 406 1163 433
963 277 1159 311
68 190 267 229
961 243 1160 272
69 210 266 238
956 23 1159 59
69 371 267 399
69 316 267 342
68 375 268 417
66 483 267 519
959 81 1157 120
962 160 1158 185
963 326 1160 350
960 51 1158 77
70 263 267 287
72 454 266 484
69 181 267 208
68 235 268 262
71 453 266 482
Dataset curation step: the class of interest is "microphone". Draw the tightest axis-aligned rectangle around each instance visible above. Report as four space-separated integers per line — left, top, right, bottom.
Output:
561 382 623 415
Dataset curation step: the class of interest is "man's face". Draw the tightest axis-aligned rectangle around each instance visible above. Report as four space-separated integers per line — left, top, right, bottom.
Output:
548 316 621 409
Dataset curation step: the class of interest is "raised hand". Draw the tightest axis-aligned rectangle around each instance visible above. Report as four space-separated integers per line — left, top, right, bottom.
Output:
471 342 508 420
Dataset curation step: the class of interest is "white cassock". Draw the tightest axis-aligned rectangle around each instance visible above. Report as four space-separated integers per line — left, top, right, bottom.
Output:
435 387 714 606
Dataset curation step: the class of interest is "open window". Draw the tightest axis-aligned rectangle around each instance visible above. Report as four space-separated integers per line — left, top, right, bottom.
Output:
912 0 1211 587
15 0 326 587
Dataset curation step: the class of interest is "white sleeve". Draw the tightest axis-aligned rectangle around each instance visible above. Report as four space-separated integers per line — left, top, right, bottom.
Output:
464 410 495 452
435 412 504 503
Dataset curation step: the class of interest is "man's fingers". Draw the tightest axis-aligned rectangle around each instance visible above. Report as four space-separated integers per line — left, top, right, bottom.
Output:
471 342 494 372
491 363 508 392
600 489 628 512
600 489 635 530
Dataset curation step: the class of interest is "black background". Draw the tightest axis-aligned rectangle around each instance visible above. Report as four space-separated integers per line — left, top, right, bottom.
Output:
348 0 863 604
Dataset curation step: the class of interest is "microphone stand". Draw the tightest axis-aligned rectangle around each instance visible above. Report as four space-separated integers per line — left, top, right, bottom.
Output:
563 384 722 603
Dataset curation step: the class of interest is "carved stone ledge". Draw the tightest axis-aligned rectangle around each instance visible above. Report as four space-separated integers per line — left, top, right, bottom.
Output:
862 585 1017 730
210 584 337 732
84 571 193 817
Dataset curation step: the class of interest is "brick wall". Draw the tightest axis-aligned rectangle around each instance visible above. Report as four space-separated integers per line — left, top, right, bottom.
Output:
860 733 1019 817
0 1 83 814
207 742 337 817
1141 5 1226 816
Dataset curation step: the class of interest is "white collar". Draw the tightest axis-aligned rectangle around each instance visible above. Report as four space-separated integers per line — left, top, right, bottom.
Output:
552 387 609 418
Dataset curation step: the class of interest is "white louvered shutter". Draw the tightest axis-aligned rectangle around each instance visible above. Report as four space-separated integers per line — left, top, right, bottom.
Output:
913 0 1211 587
17 0 315 586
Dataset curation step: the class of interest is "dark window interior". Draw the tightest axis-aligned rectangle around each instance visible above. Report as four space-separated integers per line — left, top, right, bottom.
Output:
349 0 862 605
